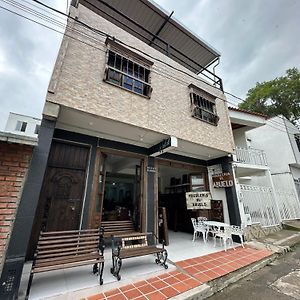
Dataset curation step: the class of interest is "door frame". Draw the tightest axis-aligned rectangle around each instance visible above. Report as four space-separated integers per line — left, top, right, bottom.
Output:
155 157 209 235
26 138 92 259
53 138 92 230
88 147 147 232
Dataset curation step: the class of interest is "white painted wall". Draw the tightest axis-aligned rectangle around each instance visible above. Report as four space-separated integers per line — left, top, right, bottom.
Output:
283 118 300 165
232 127 250 148
5 112 41 137
290 166 300 180
246 116 296 173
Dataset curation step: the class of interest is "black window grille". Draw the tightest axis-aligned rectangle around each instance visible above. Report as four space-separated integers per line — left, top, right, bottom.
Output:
105 50 151 97
190 92 219 125
15 121 27 132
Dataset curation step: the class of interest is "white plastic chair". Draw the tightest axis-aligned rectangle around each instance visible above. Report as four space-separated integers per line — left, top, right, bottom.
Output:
230 225 245 248
213 226 234 252
197 216 208 222
191 218 208 243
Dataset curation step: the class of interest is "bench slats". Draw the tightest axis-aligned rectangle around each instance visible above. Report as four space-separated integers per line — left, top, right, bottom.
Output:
37 240 98 250
101 220 136 238
117 246 164 259
110 232 168 280
38 236 99 245
39 232 100 241
26 228 105 299
40 229 99 235
35 253 101 268
36 247 98 259
33 259 102 274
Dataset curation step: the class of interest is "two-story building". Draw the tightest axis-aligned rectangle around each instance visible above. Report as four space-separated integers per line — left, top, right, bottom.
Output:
0 1 239 297
228 107 281 230
246 116 300 222
4 112 41 138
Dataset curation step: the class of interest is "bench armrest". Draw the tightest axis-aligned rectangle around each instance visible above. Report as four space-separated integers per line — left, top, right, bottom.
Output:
151 232 166 248
98 237 105 255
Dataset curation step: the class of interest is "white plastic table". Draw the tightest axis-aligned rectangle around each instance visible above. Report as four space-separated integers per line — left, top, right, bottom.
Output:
203 221 230 228
203 221 230 237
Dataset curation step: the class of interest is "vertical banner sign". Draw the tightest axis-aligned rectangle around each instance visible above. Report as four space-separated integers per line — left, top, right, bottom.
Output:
185 192 212 210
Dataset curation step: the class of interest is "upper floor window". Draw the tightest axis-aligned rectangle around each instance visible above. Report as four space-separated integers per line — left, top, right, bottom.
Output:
295 134 300 151
34 124 40 135
15 121 27 132
104 46 152 98
189 84 219 126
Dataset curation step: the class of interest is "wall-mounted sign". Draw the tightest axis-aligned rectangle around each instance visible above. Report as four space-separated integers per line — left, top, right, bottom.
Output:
212 173 234 188
146 166 156 173
185 192 212 210
149 136 178 157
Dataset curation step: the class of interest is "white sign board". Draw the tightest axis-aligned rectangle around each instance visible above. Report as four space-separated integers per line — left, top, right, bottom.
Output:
185 192 212 210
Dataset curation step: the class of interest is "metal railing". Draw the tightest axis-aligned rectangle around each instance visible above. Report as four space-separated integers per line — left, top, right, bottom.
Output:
240 184 280 227
235 147 268 166
275 188 300 221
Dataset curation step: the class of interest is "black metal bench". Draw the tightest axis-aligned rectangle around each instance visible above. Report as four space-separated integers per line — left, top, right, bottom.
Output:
110 232 168 280
26 228 105 299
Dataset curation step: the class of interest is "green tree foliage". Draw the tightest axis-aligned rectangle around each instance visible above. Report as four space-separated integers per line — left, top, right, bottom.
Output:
239 68 300 123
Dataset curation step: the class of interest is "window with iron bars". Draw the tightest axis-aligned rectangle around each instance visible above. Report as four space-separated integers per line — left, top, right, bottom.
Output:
105 50 152 97
190 92 219 125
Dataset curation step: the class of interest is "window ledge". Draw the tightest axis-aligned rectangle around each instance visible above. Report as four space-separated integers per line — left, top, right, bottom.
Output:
103 79 151 99
191 114 219 126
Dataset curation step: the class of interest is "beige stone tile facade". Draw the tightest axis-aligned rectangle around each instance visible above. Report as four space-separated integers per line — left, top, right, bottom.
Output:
46 4 234 154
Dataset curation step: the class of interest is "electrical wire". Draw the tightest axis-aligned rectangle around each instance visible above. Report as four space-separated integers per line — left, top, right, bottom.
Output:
1 0 298 134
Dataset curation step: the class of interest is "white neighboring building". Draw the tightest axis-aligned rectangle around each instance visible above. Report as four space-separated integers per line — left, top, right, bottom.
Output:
5 112 41 138
247 116 300 221
229 107 281 227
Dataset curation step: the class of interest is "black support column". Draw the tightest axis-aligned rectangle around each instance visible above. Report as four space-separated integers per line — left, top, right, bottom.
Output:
208 155 241 226
147 157 155 233
0 119 55 300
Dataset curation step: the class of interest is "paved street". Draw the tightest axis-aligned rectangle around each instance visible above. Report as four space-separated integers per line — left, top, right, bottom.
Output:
209 243 300 300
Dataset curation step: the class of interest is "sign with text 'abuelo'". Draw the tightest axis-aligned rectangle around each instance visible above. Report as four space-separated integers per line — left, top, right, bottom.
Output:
212 172 234 188
185 192 212 210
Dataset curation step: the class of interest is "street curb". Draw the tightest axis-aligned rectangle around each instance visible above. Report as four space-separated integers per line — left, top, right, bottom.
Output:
171 253 278 300
171 230 300 300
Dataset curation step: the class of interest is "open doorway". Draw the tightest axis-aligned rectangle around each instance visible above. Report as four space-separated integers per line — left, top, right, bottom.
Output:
157 160 210 243
93 151 145 233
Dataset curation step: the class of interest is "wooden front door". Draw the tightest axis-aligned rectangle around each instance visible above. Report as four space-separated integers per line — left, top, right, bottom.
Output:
27 140 90 258
45 167 86 231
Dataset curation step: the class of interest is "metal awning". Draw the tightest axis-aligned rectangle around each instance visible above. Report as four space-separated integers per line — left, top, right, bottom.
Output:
79 0 221 74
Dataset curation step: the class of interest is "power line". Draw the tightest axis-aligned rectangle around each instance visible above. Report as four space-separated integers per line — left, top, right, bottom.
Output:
1 1 298 135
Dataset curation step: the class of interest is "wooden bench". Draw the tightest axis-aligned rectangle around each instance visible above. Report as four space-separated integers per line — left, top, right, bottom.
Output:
110 232 168 280
26 228 105 300
101 220 136 238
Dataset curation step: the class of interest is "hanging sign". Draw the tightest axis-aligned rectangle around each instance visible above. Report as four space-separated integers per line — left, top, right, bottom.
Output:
212 173 234 188
185 192 212 210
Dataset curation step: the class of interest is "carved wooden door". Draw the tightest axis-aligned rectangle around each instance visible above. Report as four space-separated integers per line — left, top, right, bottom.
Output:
27 141 89 258
45 168 86 231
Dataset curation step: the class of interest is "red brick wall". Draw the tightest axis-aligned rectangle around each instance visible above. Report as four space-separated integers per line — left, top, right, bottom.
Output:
0 142 33 267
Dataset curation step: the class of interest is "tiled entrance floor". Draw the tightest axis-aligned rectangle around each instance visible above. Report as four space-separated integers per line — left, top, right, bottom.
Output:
176 246 272 282
85 246 272 300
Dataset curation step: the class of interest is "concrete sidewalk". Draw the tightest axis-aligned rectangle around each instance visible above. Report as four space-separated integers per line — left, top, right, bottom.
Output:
84 247 272 300
84 224 300 300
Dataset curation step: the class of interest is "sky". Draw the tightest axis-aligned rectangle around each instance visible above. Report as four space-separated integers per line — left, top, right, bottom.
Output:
0 0 299 130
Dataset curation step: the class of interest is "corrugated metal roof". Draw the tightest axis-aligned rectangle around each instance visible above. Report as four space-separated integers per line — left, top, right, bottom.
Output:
79 0 220 73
